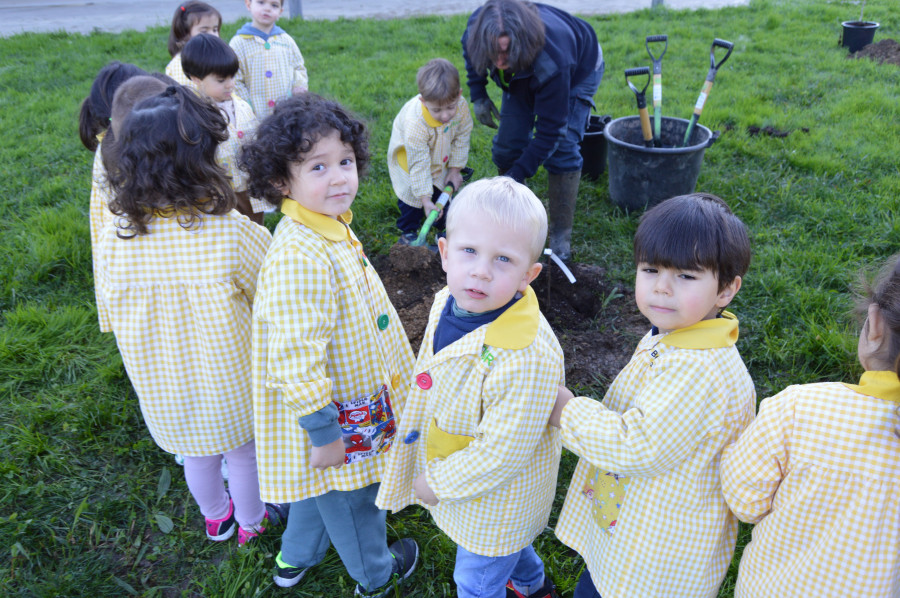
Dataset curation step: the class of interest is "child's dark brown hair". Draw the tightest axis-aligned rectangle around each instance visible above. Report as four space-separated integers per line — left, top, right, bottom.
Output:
79 61 148 151
168 1 222 57
107 86 234 237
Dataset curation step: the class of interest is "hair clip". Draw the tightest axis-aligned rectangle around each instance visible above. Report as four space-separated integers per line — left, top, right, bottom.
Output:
180 6 186 11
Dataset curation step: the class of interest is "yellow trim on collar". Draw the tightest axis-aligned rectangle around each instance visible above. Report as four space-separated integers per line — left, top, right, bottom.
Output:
96 131 106 143
420 100 442 128
280 198 352 241
483 286 540 350
658 311 739 349
843 370 900 404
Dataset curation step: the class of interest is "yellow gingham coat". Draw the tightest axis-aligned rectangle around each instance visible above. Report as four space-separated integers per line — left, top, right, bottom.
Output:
252 200 415 503
164 53 197 91
376 286 565 557
555 313 756 598
97 210 272 456
229 32 307 118
213 95 271 213
387 95 473 208
89 143 114 333
721 370 900 598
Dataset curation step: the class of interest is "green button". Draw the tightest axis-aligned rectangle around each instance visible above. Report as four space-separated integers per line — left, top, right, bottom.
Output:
264 42 271 49
377 314 389 330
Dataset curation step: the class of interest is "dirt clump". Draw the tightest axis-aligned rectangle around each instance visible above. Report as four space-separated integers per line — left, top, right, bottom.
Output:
372 244 646 390
850 38 900 66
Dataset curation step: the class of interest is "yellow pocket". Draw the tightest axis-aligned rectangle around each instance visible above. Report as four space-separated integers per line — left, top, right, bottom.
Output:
426 419 473 462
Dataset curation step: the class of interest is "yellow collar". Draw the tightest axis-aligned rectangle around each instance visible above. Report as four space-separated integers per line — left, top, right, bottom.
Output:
843 370 900 404
420 100 442 128
281 198 353 241
658 311 739 349
483 286 540 350
96 130 106 143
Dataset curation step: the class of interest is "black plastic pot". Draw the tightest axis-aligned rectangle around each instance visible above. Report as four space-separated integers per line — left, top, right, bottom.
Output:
841 21 879 53
604 115 718 212
579 114 612 180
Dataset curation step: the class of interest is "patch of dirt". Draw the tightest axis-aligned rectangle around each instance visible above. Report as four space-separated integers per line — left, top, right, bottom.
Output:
372 244 647 389
850 38 900 66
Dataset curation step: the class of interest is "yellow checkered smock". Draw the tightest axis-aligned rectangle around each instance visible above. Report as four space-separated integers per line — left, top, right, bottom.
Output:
376 286 565 557
96 210 272 456
229 32 307 118
252 199 415 503
721 370 900 598
387 95 473 208
213 95 271 213
164 53 197 91
555 313 756 598
89 143 114 333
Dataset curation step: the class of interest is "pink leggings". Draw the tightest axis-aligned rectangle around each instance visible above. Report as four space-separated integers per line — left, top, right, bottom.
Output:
182 440 265 530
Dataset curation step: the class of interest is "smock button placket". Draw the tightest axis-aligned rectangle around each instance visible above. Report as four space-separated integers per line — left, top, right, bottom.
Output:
377 314 389 330
416 372 432 390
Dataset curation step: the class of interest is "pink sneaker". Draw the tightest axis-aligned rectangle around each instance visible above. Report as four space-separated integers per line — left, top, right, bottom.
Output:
237 503 289 546
205 499 236 541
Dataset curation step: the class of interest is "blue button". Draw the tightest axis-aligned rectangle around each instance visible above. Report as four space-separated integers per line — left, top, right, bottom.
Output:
403 431 419 444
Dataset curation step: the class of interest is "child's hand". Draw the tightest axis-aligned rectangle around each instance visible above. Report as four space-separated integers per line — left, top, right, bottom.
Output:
445 168 463 194
548 385 575 428
309 438 345 470
421 196 442 218
413 472 439 506
292 85 308 96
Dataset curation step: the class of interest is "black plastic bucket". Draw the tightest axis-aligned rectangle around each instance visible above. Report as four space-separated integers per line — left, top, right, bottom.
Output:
579 114 611 180
841 21 879 53
604 115 718 212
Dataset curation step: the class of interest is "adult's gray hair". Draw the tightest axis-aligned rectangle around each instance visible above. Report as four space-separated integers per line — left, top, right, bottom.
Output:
465 0 546 74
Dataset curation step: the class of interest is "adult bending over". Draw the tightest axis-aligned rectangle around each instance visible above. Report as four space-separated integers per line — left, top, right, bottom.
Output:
462 0 604 261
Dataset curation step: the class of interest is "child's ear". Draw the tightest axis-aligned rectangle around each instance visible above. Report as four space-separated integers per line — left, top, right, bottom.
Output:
274 179 290 197
189 75 203 88
715 275 742 309
437 236 450 273
518 262 543 292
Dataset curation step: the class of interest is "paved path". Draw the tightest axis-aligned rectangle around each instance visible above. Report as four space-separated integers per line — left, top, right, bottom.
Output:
0 0 748 38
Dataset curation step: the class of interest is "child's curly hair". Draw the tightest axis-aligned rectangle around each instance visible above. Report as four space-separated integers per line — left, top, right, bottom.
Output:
240 93 369 207
108 85 234 237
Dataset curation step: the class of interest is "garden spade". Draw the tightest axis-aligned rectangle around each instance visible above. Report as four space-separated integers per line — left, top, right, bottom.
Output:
682 38 733 147
410 167 474 247
625 67 654 148
645 34 668 146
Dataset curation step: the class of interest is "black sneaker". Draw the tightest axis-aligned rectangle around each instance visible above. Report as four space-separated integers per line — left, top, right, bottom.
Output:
273 551 309 588
355 537 419 598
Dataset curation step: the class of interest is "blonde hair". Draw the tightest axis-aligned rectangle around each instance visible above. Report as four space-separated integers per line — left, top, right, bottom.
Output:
446 176 547 263
416 58 460 103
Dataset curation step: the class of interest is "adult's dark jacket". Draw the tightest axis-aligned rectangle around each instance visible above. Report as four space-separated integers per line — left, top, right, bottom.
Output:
461 3 599 182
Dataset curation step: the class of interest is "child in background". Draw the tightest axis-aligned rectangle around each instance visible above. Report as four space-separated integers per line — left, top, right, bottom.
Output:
550 193 756 598
377 177 565 598
165 1 223 89
387 58 473 244
241 93 417 596
720 255 900 597
97 85 285 546
79 61 148 333
229 0 307 117
181 33 270 224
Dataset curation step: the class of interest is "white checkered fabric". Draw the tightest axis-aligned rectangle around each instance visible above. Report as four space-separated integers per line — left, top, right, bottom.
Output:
252 210 415 503
213 95 271 213
229 32 307 118
721 379 900 598
555 325 756 598
97 210 271 455
164 53 197 91
89 145 114 332
376 287 565 557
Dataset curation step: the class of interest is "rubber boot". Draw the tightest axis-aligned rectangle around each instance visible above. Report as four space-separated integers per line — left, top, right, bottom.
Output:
547 170 581 262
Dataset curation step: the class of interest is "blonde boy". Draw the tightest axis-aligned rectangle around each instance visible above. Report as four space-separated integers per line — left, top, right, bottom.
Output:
377 177 564 598
229 0 308 117
387 58 473 241
550 193 756 598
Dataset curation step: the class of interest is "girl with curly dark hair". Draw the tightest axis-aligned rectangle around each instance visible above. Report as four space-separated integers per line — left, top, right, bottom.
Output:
96 84 283 548
241 93 419 596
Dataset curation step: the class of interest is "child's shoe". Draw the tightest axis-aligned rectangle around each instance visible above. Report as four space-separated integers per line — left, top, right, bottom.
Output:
505 577 560 598
272 551 310 588
354 537 419 598
237 503 290 547
205 499 236 541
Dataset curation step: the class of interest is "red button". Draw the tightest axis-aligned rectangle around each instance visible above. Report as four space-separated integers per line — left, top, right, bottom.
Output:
416 373 432 390
268 100 276 107
443 155 449 162
237 131 244 139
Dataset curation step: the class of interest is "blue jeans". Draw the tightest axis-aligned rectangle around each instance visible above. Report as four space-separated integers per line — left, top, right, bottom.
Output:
573 568 602 598
493 58 605 175
454 543 545 598
279 483 393 592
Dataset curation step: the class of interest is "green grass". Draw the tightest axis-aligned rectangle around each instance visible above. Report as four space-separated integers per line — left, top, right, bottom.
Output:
1 0 898 595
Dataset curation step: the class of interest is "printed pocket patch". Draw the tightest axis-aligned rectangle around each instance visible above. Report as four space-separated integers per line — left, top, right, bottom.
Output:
335 384 396 464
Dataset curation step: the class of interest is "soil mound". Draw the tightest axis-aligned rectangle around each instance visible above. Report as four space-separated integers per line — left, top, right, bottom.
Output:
372 244 646 389
851 38 900 66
